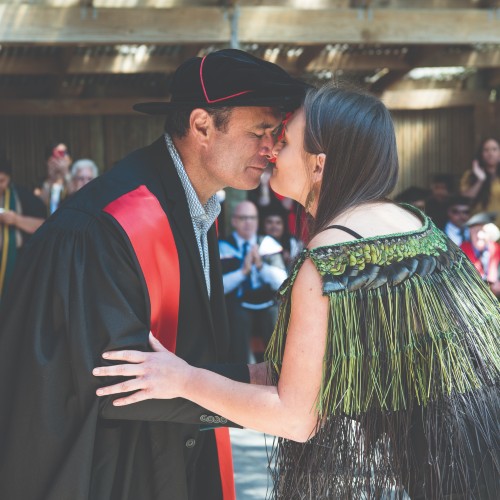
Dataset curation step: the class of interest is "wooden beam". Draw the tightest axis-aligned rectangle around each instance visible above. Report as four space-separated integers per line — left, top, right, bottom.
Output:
4 47 499 78
0 6 230 44
0 53 198 76
0 98 147 115
381 89 490 109
0 56 60 74
370 70 409 93
417 46 500 68
66 54 180 74
0 89 494 116
0 6 499 44
237 7 500 44
485 68 500 86
306 49 411 72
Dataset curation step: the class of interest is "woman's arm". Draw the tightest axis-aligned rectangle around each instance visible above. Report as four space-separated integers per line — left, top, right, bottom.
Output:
0 211 44 234
94 259 329 442
460 161 486 199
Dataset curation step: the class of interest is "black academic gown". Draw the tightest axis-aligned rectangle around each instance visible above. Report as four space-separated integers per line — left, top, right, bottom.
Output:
0 137 247 500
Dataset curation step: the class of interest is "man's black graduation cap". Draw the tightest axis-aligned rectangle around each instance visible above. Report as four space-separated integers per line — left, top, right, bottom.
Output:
133 49 309 115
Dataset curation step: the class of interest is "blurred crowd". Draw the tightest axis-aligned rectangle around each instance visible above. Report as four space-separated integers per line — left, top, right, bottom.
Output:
0 142 99 298
1 136 499 360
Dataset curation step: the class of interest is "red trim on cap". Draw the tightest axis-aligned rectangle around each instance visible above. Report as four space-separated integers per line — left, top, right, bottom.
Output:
199 55 254 104
103 186 180 353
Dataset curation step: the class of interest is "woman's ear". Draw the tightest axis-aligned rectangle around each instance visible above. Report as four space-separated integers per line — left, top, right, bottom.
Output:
312 153 326 184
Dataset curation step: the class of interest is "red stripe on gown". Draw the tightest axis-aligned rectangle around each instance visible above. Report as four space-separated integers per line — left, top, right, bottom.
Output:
214 428 236 500
104 185 236 500
103 185 179 351
213 215 236 500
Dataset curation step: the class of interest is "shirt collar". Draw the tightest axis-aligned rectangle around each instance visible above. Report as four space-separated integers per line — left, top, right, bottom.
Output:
164 133 220 230
233 232 257 248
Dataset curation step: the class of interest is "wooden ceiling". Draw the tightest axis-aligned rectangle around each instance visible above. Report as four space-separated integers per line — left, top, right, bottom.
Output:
1 0 499 114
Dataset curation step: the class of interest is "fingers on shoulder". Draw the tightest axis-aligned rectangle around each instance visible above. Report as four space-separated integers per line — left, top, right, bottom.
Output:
103 349 146 363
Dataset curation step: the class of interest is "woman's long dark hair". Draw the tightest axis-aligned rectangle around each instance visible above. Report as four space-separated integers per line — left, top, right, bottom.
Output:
469 137 500 209
303 84 399 240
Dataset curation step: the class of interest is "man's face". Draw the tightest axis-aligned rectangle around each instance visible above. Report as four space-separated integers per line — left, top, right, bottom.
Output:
447 204 470 227
0 172 10 196
263 215 285 240
73 166 96 192
469 224 487 252
431 182 450 202
205 107 282 191
232 201 259 241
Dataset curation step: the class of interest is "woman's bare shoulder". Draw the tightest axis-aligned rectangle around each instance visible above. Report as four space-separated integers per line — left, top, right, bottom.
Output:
308 202 424 249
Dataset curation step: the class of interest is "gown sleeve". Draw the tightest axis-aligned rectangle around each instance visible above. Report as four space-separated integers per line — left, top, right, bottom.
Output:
0 208 240 428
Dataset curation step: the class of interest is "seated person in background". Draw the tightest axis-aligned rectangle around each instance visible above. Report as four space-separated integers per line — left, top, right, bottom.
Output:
69 158 99 194
261 204 303 271
0 157 46 299
393 185 429 212
219 200 287 362
443 195 471 246
425 173 453 229
34 142 72 214
460 137 500 226
460 212 500 297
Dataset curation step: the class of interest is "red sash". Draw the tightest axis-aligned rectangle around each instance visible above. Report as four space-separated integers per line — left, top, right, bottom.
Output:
103 185 235 500
461 240 500 284
103 185 180 351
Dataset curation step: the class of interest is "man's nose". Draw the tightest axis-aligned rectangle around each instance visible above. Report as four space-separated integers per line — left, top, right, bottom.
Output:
260 134 276 158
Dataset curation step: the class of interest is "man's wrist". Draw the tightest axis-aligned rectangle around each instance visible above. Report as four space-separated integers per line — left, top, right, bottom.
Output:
248 362 271 385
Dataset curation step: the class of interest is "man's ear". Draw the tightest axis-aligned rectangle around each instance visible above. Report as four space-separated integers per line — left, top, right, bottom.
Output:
189 109 212 145
312 153 325 184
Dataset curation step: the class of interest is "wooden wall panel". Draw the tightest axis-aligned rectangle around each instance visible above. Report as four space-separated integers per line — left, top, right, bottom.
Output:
0 114 164 190
102 115 165 169
391 107 475 196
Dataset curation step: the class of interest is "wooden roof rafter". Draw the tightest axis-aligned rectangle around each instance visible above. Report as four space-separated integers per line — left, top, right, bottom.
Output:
1 6 500 45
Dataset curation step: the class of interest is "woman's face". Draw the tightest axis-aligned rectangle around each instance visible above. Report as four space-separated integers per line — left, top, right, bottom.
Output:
481 139 500 172
270 108 314 206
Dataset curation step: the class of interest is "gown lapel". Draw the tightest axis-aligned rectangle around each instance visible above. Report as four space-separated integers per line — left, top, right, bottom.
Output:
150 138 219 352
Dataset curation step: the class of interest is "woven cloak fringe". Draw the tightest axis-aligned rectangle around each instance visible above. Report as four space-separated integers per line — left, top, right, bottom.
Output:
266 248 500 499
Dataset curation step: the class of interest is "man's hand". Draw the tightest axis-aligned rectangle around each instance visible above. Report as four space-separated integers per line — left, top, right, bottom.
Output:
250 244 263 270
242 249 253 275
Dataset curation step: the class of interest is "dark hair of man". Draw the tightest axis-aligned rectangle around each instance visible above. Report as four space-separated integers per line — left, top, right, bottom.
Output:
164 106 233 138
394 186 429 204
469 137 500 209
431 173 454 192
447 195 471 209
303 84 399 239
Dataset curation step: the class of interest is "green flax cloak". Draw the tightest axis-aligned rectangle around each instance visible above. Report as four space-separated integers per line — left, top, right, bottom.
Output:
266 208 500 499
